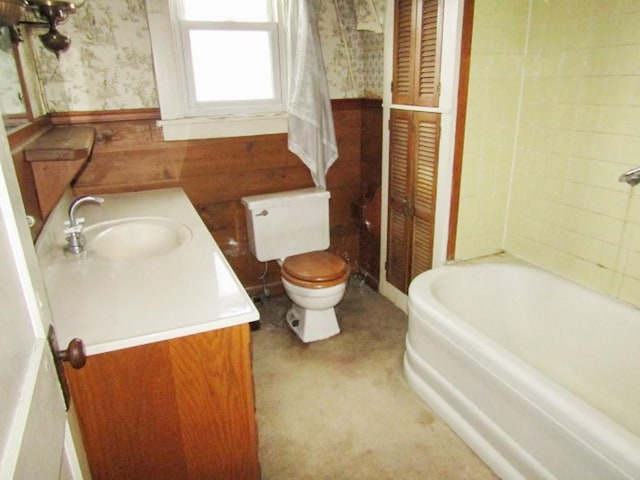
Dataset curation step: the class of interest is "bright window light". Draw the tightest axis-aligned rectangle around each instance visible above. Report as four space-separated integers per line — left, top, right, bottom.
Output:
189 30 275 102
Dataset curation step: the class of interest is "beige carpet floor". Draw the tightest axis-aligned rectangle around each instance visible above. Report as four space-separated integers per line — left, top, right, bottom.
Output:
251 279 498 479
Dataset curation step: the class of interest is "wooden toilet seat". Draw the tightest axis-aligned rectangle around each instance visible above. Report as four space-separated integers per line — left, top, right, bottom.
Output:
281 251 350 289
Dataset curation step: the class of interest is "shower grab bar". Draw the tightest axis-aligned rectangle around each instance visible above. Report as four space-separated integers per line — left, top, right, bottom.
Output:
619 166 640 186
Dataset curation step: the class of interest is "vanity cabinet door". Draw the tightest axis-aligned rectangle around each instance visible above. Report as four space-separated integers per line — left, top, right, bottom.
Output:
65 324 260 480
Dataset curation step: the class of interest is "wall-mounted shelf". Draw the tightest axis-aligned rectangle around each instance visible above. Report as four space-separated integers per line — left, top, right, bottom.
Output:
25 126 95 217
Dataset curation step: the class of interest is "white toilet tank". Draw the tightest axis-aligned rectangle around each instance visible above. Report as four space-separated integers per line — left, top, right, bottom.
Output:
241 188 330 262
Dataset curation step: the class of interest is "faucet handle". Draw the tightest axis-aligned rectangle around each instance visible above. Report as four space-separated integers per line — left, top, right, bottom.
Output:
64 217 85 227
63 217 86 237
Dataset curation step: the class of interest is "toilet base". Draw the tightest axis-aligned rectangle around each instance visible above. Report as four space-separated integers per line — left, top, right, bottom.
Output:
285 304 340 343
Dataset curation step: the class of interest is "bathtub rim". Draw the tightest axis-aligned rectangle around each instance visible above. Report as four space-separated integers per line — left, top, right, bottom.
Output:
405 261 640 479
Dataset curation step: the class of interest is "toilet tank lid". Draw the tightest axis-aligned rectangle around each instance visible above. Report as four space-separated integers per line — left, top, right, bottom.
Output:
241 187 330 210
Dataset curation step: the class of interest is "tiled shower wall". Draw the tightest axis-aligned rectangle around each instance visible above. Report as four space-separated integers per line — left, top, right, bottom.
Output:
455 0 530 259
457 0 640 308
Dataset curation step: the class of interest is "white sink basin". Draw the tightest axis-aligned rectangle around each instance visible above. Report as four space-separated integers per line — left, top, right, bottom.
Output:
85 217 192 261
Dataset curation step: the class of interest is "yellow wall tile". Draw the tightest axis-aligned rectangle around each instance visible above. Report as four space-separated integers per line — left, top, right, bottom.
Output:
457 0 640 307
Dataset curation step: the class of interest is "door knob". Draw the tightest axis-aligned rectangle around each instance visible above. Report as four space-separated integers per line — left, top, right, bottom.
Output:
57 338 87 369
47 326 87 409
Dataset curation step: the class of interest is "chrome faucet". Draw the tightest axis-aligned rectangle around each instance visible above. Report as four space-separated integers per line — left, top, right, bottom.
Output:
619 166 640 186
64 195 104 254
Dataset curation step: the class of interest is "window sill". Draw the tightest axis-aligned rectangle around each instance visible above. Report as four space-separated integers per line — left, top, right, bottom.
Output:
157 114 288 141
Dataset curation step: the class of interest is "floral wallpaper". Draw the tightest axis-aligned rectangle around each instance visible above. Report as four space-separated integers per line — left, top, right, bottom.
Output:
31 0 157 111
319 0 384 98
360 30 385 98
28 0 385 113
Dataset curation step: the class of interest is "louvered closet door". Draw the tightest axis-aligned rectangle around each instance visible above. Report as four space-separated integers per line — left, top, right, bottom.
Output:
410 112 439 280
415 0 443 106
392 0 444 107
386 110 440 292
387 110 413 291
392 0 417 105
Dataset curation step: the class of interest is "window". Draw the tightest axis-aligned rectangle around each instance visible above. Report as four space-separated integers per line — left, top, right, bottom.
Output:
179 1 285 115
146 0 287 140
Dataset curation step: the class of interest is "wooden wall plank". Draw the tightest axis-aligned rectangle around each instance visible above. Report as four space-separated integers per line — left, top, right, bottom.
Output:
359 102 383 286
32 158 86 218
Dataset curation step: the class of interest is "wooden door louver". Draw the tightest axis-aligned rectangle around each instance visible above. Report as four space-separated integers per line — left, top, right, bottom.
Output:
392 0 415 105
418 0 443 105
387 111 412 290
392 0 444 107
411 117 438 278
386 110 440 292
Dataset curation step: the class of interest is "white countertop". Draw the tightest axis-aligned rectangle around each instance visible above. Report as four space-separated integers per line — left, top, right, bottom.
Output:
36 188 259 356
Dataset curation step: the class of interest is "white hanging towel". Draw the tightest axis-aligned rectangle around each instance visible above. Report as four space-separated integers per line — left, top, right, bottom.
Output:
286 0 338 190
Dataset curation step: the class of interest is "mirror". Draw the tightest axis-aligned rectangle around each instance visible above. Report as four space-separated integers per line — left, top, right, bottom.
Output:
0 26 28 131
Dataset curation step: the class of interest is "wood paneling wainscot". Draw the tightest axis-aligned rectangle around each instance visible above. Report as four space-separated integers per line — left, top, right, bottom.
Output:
52 100 381 295
357 100 383 288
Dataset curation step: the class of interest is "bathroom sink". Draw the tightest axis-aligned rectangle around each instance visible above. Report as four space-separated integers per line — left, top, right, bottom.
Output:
85 217 192 261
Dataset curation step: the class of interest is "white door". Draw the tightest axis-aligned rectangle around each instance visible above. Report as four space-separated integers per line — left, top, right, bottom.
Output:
0 118 68 478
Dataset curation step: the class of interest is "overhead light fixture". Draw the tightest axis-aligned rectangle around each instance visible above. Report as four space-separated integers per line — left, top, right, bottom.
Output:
26 0 85 58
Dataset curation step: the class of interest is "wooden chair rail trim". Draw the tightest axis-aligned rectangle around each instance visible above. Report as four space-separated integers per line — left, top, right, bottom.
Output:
7 115 51 151
47 99 383 126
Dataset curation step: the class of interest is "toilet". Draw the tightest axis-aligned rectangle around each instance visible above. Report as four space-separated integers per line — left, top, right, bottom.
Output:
241 188 349 342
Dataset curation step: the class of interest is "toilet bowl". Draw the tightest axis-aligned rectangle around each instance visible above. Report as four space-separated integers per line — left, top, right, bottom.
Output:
241 188 349 343
281 251 349 342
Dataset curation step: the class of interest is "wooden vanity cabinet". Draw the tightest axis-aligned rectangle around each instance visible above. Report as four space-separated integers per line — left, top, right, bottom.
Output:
65 323 260 480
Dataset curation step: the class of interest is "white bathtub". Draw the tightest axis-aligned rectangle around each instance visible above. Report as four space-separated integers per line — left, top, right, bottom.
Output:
404 260 640 479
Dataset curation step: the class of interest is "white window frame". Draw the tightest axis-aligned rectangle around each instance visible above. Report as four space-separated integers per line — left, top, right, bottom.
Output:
180 22 285 116
145 0 288 141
